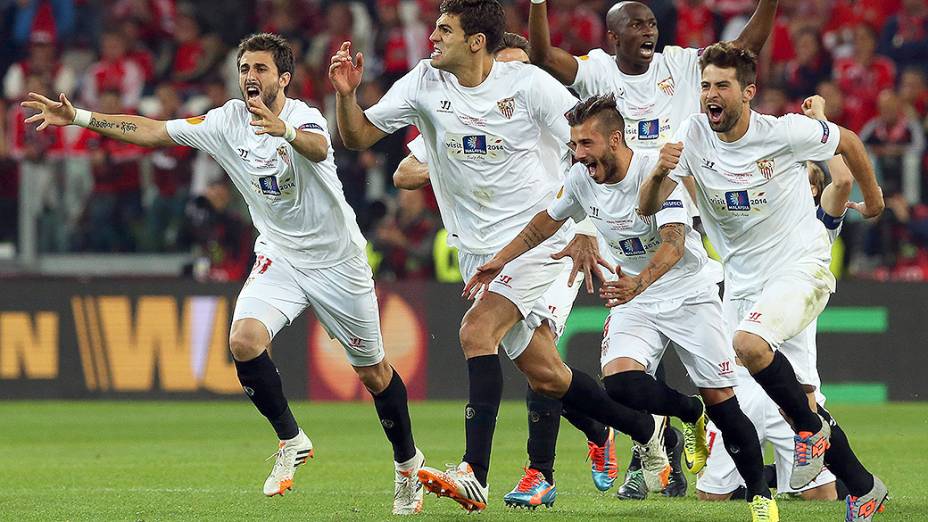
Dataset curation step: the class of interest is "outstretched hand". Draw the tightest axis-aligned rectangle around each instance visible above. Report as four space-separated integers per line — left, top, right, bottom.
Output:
328 41 364 96
846 186 884 219
551 234 614 294
247 96 286 137
462 258 506 300
21 92 76 131
599 266 644 307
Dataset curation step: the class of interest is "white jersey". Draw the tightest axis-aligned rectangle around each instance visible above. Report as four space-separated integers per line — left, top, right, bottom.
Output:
571 47 701 152
548 152 715 304
670 112 840 298
166 98 365 268
365 60 578 254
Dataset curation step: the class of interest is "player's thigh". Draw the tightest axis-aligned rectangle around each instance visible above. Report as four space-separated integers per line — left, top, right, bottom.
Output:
600 304 667 376
300 255 385 367
512 322 571 395
735 263 834 351
232 254 309 347
663 290 738 389
697 420 744 499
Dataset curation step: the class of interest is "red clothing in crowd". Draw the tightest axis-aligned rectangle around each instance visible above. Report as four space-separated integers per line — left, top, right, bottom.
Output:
675 1 716 49
833 55 897 130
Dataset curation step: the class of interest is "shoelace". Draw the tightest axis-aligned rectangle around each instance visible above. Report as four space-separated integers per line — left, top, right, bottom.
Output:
683 425 697 456
752 497 770 519
794 435 811 466
587 442 607 472
515 468 543 492
845 495 860 522
626 469 645 490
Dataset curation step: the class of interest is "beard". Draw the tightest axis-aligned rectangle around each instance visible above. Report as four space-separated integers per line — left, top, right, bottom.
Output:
707 105 743 133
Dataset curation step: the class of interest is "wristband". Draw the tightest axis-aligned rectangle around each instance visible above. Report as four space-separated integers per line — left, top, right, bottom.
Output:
531 0 546 3
72 108 92 128
283 121 297 142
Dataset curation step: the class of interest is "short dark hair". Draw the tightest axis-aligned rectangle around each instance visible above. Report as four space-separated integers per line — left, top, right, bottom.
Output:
699 42 757 89
440 0 505 55
807 161 827 205
565 94 625 136
237 33 294 77
498 32 529 54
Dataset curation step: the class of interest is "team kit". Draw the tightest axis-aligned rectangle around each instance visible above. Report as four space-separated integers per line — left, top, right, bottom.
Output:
21 0 889 520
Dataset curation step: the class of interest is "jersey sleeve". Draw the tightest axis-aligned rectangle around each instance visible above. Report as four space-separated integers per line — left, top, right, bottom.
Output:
654 182 689 228
661 46 701 85
569 49 609 100
547 170 586 223
667 118 695 183
407 135 427 163
364 63 422 134
783 113 840 162
289 102 331 145
165 104 228 152
529 67 579 146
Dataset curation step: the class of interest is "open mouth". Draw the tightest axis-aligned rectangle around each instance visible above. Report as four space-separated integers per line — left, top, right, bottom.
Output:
706 103 724 124
431 47 442 59
246 84 260 98
584 161 598 179
640 41 655 58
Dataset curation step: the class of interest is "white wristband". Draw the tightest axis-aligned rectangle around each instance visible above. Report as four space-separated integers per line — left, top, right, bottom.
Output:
531 0 545 4
72 108 92 128
283 122 297 142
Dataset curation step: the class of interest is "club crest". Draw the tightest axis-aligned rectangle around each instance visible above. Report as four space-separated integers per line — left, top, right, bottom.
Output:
657 76 675 96
497 97 515 119
756 159 774 179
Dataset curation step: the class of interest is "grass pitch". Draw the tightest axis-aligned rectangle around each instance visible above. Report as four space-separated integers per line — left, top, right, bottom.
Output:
1 401 924 521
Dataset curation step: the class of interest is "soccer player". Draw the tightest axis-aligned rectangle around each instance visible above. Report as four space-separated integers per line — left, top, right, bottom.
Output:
393 34 619 507
638 42 887 521
22 33 426 515
697 95 888 522
465 93 778 520
523 0 781 498
331 0 669 512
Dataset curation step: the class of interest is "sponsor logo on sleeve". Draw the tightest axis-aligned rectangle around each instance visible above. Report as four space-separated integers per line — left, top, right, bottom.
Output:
819 120 830 143
185 115 206 125
556 186 565 199
661 199 684 209
578 55 590 61
298 122 323 132
618 237 646 256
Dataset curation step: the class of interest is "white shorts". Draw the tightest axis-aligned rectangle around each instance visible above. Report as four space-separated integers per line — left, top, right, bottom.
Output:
697 368 835 495
232 247 384 367
723 262 835 387
600 286 737 388
458 228 574 359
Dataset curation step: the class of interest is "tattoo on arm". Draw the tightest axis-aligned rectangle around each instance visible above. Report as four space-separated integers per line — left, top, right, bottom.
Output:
89 117 139 134
519 222 547 250
659 223 685 258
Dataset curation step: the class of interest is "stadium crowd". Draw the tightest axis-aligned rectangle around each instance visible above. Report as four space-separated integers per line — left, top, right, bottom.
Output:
1 0 926 280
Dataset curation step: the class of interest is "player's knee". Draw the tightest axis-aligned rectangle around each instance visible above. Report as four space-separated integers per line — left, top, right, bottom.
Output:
459 320 496 357
699 386 735 406
732 331 768 366
229 326 268 362
527 364 569 398
354 359 392 394
603 370 650 409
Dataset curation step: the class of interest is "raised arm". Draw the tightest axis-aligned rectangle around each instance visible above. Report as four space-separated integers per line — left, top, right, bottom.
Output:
22 92 174 148
600 222 685 306
394 154 430 190
528 0 580 85
819 156 853 217
836 126 884 218
462 209 567 299
329 42 388 150
731 0 779 56
638 142 683 215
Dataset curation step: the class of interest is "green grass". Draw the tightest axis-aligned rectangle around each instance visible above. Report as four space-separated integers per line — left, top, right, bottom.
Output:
1 401 925 521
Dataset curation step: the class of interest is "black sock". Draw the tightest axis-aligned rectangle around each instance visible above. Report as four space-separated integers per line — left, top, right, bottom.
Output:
560 368 654 444
817 404 874 496
751 352 822 433
562 406 609 446
664 425 679 451
706 396 770 500
764 463 777 489
627 446 642 472
371 368 416 463
603 371 703 423
463 354 503 487
234 350 299 440
526 387 560 485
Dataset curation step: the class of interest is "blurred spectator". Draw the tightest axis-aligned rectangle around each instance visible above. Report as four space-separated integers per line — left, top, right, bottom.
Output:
859 89 925 204
143 83 194 251
544 0 604 56
306 2 371 99
833 24 897 130
158 10 223 89
0 98 17 244
816 80 869 134
863 194 928 280
9 0 76 47
79 90 145 252
374 0 420 84
898 68 928 120
675 0 717 49
3 30 76 101
782 28 831 101
111 0 176 42
118 18 158 82
372 189 438 280
754 85 793 117
878 0 928 76
179 177 252 282
81 31 146 110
